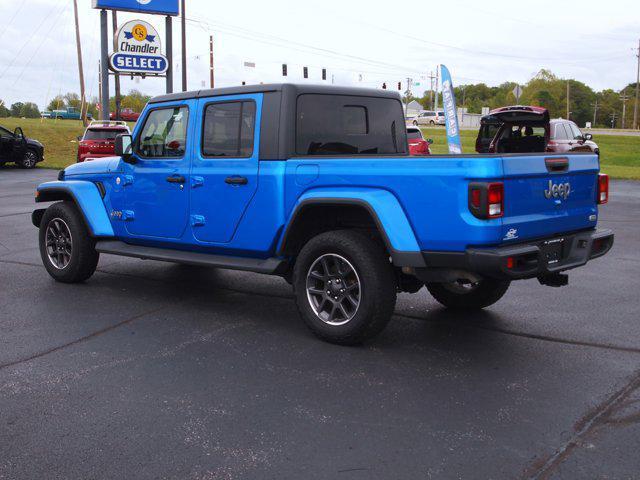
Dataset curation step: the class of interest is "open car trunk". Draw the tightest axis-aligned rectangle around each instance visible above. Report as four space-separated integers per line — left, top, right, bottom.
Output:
476 106 550 154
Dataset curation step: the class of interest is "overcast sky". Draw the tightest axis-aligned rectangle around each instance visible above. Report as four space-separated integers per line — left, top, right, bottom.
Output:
0 0 638 109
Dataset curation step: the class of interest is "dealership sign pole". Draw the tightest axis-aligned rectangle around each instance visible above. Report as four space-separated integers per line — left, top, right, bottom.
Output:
92 0 179 120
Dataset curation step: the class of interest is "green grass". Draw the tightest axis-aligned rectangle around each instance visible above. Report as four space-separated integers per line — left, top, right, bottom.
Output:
420 127 640 180
1 118 638 179
1 117 135 170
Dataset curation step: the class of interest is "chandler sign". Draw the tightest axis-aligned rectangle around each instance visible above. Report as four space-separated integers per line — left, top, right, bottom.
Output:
109 19 168 74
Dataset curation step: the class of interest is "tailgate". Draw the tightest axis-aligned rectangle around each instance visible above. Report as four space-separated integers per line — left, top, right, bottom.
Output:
500 154 599 243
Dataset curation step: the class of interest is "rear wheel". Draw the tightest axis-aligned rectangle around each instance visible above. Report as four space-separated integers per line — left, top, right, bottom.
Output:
293 230 396 345
426 278 510 310
39 201 99 283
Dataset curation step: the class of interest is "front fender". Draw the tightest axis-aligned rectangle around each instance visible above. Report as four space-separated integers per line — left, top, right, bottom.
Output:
280 187 425 267
35 181 114 237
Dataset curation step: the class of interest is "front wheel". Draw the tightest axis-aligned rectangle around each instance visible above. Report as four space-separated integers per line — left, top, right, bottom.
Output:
426 278 510 310
39 201 99 283
293 230 397 345
19 149 39 169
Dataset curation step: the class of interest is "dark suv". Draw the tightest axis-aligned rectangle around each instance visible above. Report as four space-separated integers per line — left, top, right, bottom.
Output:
0 125 44 168
475 106 598 155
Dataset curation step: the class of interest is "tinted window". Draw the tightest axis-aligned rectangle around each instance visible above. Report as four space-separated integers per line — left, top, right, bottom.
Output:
480 124 499 141
553 123 568 140
202 101 256 157
296 94 407 155
137 106 188 158
83 128 129 140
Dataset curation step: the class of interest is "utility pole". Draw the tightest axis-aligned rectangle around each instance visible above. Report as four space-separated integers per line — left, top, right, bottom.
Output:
434 67 439 114
209 35 214 88
633 39 639 130
405 77 412 116
566 81 570 120
427 71 437 110
620 93 630 129
610 112 618 129
181 0 187 91
592 98 598 126
112 11 121 121
72 0 87 126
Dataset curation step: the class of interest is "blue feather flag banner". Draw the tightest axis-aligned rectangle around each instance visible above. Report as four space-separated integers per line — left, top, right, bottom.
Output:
440 65 462 154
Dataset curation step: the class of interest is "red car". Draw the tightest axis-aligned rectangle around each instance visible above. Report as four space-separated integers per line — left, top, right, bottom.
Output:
77 121 130 163
476 106 598 155
407 127 432 155
109 108 140 122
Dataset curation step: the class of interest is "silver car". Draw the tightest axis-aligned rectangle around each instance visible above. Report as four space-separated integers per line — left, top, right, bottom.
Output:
412 111 445 126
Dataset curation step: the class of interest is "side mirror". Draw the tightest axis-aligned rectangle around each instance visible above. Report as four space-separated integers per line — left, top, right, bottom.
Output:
77 136 82 141
115 134 135 163
583 133 593 141
427 138 433 144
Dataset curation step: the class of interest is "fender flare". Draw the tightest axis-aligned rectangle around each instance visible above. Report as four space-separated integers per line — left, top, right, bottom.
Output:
35 180 114 237
279 188 425 267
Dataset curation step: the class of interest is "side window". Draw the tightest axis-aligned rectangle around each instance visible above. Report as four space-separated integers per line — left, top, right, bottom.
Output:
554 124 568 140
296 94 407 155
569 123 582 139
202 101 256 157
137 106 188 158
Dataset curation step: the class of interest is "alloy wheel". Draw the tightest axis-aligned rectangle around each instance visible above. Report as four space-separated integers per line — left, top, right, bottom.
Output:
23 151 37 168
306 253 361 326
45 218 73 269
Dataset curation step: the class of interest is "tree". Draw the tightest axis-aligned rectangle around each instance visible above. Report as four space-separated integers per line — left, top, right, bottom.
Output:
0 101 10 118
19 102 41 119
47 95 65 111
10 102 24 117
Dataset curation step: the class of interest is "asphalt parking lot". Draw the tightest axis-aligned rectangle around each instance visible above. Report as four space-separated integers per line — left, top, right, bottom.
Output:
1 168 639 479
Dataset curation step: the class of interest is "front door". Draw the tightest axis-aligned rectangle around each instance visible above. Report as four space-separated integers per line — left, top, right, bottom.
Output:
123 104 191 239
0 127 14 160
11 127 27 161
190 94 261 244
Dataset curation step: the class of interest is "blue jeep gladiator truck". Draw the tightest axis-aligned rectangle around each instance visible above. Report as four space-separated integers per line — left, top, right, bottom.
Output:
32 84 614 345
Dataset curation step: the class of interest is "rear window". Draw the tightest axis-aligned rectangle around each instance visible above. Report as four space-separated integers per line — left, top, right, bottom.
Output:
296 94 407 155
407 129 423 140
83 128 128 140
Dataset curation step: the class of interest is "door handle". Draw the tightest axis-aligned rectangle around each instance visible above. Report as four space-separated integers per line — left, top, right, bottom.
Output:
225 176 248 185
166 175 186 184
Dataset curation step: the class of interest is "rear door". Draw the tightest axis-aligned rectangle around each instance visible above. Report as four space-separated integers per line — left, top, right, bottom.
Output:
189 94 261 244
500 154 599 243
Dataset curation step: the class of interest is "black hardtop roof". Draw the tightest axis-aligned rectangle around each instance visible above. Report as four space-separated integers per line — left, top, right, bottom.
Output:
148 83 402 104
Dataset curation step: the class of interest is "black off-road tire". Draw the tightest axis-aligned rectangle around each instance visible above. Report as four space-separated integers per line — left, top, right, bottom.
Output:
293 230 397 345
39 201 99 283
19 148 39 169
425 279 510 310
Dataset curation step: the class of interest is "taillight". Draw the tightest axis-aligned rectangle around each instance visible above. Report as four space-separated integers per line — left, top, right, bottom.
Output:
597 173 609 204
468 182 504 219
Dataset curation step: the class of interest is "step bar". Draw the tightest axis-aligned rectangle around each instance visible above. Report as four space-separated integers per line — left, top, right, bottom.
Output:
95 240 286 274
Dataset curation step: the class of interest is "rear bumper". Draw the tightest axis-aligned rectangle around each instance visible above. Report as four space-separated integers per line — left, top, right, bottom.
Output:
422 228 614 280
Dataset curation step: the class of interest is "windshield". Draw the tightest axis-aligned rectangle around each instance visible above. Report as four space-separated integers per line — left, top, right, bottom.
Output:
83 128 128 140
